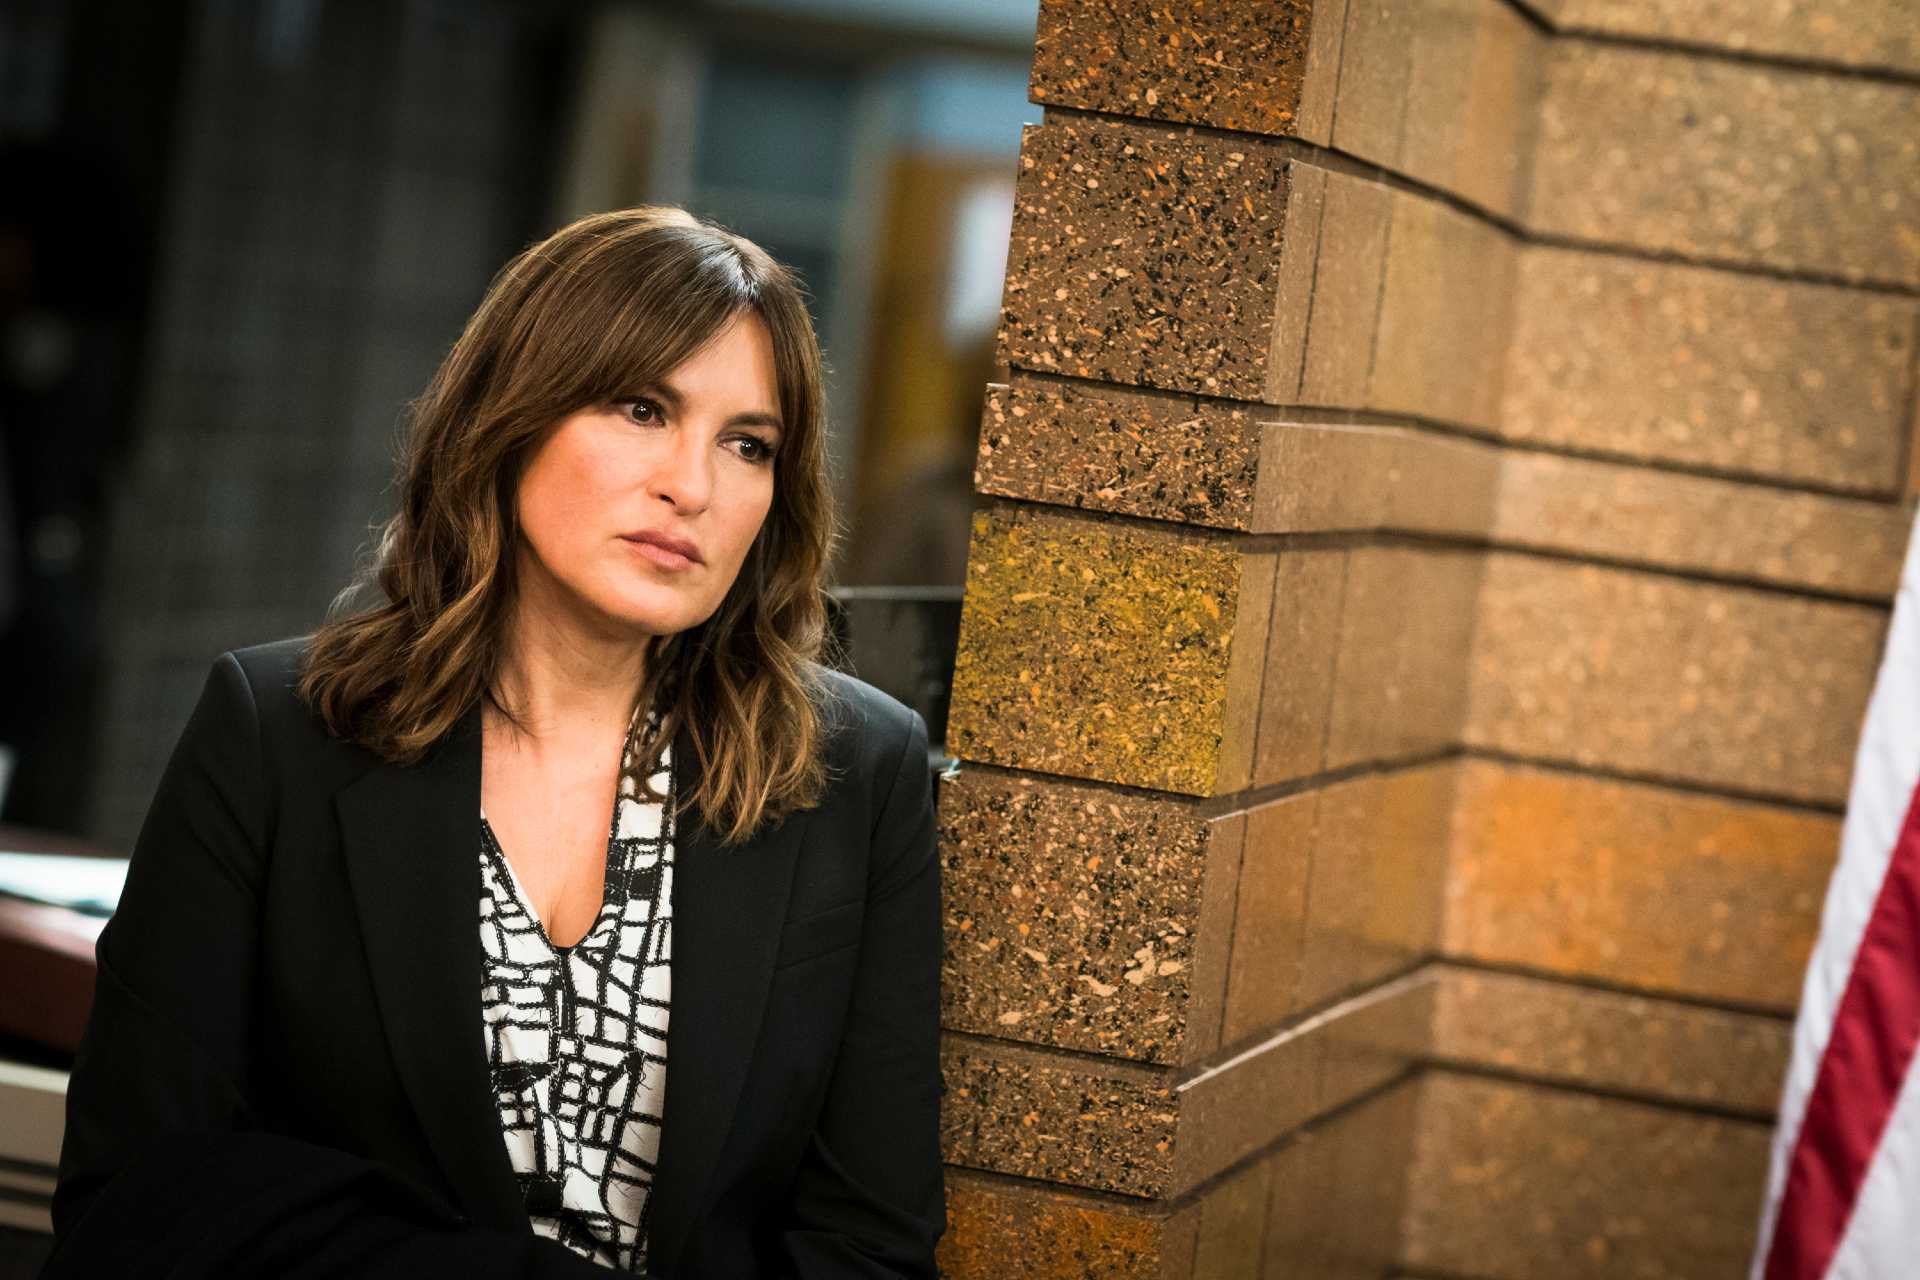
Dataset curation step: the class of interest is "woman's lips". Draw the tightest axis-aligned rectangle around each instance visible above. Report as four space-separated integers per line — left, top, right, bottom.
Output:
621 536 698 571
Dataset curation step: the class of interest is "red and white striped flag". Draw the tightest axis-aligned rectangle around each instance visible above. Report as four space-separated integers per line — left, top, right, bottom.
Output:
1754 506 1920 1279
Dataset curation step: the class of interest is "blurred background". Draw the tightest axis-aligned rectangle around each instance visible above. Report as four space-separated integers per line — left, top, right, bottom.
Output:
0 0 1040 851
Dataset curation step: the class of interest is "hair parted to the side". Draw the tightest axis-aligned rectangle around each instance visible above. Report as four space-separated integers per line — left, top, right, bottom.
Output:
298 205 843 844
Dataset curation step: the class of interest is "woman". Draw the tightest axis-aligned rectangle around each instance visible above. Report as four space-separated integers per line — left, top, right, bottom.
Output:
46 207 945 1278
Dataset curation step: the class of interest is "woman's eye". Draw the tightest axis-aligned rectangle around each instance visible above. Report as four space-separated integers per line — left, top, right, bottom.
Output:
622 397 663 426
732 436 777 465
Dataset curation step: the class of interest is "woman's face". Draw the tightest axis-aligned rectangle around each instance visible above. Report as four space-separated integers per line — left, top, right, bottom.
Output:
513 309 785 641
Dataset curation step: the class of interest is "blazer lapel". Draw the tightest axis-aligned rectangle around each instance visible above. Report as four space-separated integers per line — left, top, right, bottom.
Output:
644 717 808 1273
334 702 527 1230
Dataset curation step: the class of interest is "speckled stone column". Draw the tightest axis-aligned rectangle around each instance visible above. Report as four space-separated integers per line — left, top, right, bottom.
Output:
938 0 1918 1275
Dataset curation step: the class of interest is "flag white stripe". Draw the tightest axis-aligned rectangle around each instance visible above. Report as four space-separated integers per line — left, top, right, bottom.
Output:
1823 1060 1920 1277
1752 509 1920 1279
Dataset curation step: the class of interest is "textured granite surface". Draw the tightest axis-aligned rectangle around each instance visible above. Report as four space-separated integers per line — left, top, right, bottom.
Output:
1501 245 1918 494
1464 551 1885 804
999 119 1292 401
1535 0 1920 77
1402 1073 1772 1280
1029 0 1324 140
1492 449 1909 599
975 378 1265 531
1430 967 1792 1116
1529 42 1920 288
941 1041 1179 1198
1324 546 1482 770
974 385 1910 599
945 505 1262 795
1369 190 1519 430
943 963 1427 1200
1445 757 1838 1009
941 1169 1190 1280
939 1082 1422 1279
937 768 1240 1065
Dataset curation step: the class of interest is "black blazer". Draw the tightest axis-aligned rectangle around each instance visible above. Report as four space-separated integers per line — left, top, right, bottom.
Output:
46 638 944 1278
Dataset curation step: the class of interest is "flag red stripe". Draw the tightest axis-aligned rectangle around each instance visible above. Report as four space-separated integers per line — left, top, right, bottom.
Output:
1765 780 1920 1280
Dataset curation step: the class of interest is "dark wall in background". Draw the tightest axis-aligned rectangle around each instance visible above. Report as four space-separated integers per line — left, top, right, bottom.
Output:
81 0 574 847
0 0 190 834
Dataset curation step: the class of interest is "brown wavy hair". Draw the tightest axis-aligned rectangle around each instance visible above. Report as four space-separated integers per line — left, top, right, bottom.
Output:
298 205 842 843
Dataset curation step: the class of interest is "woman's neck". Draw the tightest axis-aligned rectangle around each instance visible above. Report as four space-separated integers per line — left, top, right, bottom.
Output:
490 575 650 749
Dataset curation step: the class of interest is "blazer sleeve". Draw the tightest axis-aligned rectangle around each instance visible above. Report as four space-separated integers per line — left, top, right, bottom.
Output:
777 704 945 1278
46 651 613 1279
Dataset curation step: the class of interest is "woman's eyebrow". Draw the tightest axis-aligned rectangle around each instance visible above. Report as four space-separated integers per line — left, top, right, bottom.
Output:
648 378 785 435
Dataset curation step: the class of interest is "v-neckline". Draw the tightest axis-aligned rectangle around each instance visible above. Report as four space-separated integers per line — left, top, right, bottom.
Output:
480 805 622 955
479 702 658 954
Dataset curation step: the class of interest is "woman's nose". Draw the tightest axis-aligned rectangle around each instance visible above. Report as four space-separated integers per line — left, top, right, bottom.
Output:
646 428 714 513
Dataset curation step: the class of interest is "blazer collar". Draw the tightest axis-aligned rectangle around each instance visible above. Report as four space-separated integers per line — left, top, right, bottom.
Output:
333 701 810 1267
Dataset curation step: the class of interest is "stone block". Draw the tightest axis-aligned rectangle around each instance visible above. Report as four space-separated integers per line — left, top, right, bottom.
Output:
1253 423 1499 539
1222 792 1316 1045
1265 1081 1420 1278
1264 161 1328 405
1314 969 1439 1116
939 1081 1417 1279
1296 764 1454 1007
940 1169 1195 1280
1448 0 1546 218
946 504 1268 795
1331 0 1418 168
940 1040 1180 1198
1028 0 1322 140
1429 967 1791 1115
1324 546 1482 770
972 380 1908 598
1294 0 1350 145
1392 0 1543 220
1369 190 1518 430
974 378 1265 531
943 965 1430 1199
1491 448 1908 599
1170 1022 1322 1196
998 119 1294 401
1402 1072 1772 1280
1528 42 1920 288
1535 0 1920 80
937 769 1243 1065
1252 546 1347 785
1189 1157 1272 1279
1464 552 1885 804
945 505 1491 794
1501 245 1919 494
1295 171 1393 408
1444 758 1839 1009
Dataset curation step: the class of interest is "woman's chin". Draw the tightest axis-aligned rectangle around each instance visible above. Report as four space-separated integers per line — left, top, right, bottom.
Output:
589 590 712 640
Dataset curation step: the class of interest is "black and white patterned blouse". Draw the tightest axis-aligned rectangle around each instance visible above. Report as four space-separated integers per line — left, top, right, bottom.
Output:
477 713 674 1273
